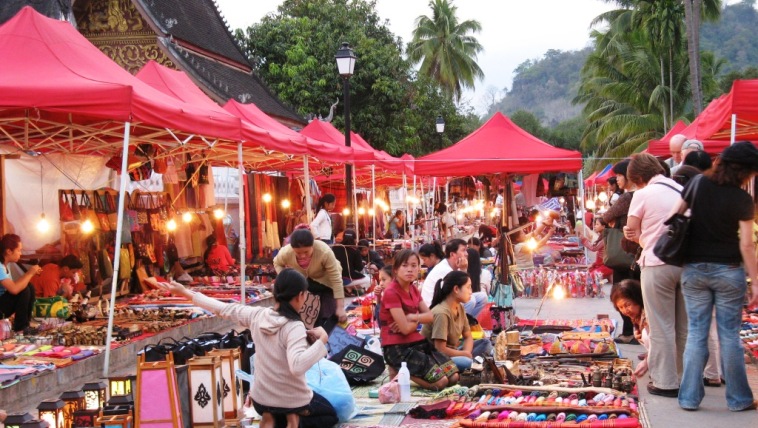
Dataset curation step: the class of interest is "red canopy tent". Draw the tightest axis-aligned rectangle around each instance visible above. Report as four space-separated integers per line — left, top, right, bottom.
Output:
414 112 582 176
646 121 688 157
0 7 246 154
694 80 758 141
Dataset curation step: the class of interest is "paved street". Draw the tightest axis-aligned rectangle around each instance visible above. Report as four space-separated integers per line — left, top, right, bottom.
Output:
513 283 758 427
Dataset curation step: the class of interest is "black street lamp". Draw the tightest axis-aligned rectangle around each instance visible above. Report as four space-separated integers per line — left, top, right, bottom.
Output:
436 115 445 150
335 42 357 229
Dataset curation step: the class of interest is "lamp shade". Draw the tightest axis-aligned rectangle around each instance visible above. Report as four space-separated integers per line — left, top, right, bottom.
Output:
187 356 225 428
436 115 445 133
108 375 136 397
37 399 65 428
81 381 107 410
207 349 242 425
59 390 85 428
335 42 356 77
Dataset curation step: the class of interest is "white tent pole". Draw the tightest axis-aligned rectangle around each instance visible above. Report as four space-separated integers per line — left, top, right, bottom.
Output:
431 177 437 240
577 169 588 260
411 175 417 247
419 178 426 242
402 173 408 238
238 143 246 302
304 156 312 223
371 165 376 246
731 113 737 145
353 165 359 235
103 121 131 378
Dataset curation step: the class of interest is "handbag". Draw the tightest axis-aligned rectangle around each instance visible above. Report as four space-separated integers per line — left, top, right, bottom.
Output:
93 191 111 231
119 247 131 280
489 274 514 308
603 226 635 269
653 176 701 266
59 191 75 221
490 306 515 334
33 296 70 318
133 192 149 225
79 193 100 230
126 195 141 232
328 344 385 385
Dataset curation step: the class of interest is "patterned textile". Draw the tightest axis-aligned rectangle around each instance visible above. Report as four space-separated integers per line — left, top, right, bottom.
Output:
383 340 458 384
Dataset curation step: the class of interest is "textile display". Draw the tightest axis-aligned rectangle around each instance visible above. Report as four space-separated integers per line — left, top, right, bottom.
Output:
244 173 288 260
514 267 605 299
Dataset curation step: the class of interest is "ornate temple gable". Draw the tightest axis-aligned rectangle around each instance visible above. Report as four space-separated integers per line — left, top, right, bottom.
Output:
0 1 74 26
74 0 174 74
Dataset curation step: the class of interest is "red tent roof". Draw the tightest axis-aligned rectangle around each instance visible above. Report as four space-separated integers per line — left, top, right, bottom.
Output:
646 121 688 157
223 99 354 162
299 120 376 162
0 7 240 143
695 80 758 141
414 112 582 176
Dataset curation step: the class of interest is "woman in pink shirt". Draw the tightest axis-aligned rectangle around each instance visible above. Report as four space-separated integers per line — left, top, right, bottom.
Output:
380 249 458 390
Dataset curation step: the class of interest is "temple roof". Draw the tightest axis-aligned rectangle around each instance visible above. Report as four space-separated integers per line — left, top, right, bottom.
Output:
0 0 74 25
134 0 248 66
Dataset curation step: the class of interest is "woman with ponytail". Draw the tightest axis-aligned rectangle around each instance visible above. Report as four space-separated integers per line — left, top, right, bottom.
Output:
310 193 336 244
422 271 493 371
380 250 459 390
151 268 338 428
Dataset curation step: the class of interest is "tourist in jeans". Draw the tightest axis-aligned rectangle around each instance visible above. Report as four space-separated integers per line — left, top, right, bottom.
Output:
623 153 686 398
677 142 758 411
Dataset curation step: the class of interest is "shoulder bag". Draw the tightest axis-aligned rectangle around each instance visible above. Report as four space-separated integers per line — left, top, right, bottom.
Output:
653 176 702 266
603 226 635 270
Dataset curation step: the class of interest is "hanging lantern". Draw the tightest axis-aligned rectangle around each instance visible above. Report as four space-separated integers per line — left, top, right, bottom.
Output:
59 391 85 428
81 381 107 411
208 348 242 425
187 356 225 428
4 412 34 428
134 354 183 428
37 399 65 428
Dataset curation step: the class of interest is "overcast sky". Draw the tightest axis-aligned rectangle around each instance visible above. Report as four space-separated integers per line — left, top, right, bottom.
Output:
213 0 615 113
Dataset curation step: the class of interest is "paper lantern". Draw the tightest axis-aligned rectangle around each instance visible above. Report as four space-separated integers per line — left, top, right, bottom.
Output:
134 354 183 428
187 356 226 428
37 399 65 428
107 375 136 406
59 391 85 428
207 348 242 425
82 381 107 411
19 421 50 428
4 412 34 428
71 409 99 427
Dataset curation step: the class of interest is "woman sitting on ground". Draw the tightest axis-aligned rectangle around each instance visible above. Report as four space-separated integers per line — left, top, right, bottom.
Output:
459 249 489 319
422 271 493 371
151 269 338 428
380 250 459 390
203 234 237 276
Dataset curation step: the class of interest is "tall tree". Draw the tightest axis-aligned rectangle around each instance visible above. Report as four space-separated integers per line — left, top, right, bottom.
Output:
234 0 475 156
683 0 722 115
407 0 484 101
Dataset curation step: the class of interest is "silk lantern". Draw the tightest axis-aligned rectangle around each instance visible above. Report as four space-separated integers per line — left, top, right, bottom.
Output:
4 412 34 428
134 354 183 428
82 381 107 410
59 390 85 428
37 399 65 428
187 355 226 428
207 348 242 424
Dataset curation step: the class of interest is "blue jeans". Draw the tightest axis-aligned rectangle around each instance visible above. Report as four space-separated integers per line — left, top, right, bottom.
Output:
679 263 755 411
451 339 494 371
463 291 489 318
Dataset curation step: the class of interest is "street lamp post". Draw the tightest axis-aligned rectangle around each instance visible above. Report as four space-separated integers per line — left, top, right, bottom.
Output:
336 42 357 230
436 115 445 208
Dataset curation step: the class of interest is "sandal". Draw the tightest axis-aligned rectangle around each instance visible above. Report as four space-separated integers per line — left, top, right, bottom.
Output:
703 378 722 387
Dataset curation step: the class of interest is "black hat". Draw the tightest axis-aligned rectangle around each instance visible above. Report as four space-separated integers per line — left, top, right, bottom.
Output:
342 229 357 245
357 239 370 248
612 159 631 177
721 141 758 171
59 254 84 270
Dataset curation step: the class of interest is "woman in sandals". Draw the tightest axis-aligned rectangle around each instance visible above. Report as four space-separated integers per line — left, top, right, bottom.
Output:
380 249 459 390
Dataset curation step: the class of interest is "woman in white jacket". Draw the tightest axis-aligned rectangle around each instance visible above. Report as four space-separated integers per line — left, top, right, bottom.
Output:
152 269 337 428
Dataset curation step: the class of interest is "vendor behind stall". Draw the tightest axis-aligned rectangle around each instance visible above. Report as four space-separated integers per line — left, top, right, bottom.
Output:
31 254 85 298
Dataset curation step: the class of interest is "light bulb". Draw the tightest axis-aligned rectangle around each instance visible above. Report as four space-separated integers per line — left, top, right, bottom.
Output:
281 199 291 209
342 208 351 216
81 219 95 234
526 237 538 251
213 208 225 219
598 192 608 202
36 213 50 233
586 200 596 210
262 193 272 203
358 207 366 215
368 208 375 216
535 215 543 224
182 212 193 223
166 219 177 232
559 197 565 204
553 285 566 300
490 211 498 218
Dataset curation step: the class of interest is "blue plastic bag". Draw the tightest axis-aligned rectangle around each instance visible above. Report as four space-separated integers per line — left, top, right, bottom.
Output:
306 359 357 422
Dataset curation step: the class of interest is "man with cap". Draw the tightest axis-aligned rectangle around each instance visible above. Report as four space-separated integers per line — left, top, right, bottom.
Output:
357 239 385 271
31 254 85 298
672 139 705 174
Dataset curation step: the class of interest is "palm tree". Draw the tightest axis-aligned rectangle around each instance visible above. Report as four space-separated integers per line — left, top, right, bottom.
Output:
407 0 484 101
683 0 722 115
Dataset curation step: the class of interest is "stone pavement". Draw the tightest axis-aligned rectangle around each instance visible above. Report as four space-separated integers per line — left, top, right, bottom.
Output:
513 283 758 427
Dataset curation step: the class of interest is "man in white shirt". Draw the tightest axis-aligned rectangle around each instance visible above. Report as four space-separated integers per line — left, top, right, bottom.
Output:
666 134 686 169
420 239 468 306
